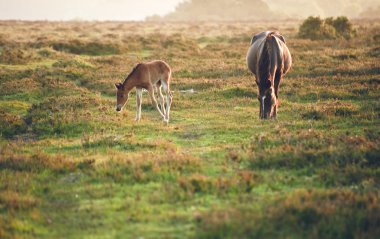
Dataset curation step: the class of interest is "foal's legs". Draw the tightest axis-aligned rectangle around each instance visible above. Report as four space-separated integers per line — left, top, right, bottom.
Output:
157 85 167 116
161 81 173 123
147 85 166 119
135 88 143 122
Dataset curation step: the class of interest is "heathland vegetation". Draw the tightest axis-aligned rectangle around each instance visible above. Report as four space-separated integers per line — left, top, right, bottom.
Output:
0 19 379 238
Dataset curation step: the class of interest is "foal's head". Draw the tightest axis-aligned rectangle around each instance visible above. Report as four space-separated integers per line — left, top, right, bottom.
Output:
258 84 277 119
115 83 129 112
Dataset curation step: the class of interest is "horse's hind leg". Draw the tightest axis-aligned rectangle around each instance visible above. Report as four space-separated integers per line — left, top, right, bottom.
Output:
147 85 166 120
157 84 166 116
161 81 173 123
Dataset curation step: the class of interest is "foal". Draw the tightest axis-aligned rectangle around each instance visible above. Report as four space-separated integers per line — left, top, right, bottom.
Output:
115 60 173 123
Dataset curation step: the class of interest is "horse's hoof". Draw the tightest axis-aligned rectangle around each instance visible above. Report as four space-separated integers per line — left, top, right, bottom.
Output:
163 119 169 124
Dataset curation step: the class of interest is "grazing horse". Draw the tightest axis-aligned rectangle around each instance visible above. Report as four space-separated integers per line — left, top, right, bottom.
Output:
246 31 292 119
115 60 173 123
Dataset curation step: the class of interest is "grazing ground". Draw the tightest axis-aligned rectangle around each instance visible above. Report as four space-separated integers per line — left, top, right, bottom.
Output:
0 20 379 238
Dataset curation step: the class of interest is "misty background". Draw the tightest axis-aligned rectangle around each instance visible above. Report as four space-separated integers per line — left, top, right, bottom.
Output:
0 0 182 21
0 0 379 21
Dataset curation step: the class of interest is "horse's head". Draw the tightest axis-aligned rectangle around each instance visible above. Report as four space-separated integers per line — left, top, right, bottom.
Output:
258 86 277 119
115 83 129 112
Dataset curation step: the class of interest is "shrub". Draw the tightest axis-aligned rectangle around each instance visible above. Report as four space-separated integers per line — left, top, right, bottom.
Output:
298 16 336 40
299 16 355 40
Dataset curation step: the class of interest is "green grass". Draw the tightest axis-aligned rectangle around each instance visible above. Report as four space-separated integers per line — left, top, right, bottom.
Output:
0 20 379 239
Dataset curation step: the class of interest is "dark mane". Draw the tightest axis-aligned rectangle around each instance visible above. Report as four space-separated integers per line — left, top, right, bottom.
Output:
258 33 274 91
122 63 142 85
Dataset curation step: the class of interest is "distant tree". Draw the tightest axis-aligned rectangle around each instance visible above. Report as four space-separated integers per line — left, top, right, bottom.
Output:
298 16 355 40
298 16 336 40
327 16 355 39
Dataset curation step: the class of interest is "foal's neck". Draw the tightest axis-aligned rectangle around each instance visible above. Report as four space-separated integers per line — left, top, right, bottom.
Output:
122 77 136 93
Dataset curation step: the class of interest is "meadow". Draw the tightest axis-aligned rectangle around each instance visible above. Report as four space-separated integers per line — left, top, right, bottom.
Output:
0 20 379 238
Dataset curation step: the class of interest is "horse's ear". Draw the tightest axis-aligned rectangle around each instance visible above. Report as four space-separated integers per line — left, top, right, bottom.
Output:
115 83 122 89
250 35 258 45
277 35 286 44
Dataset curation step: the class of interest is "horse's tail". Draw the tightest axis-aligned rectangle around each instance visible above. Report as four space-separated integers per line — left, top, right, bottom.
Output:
261 32 283 86
258 33 275 89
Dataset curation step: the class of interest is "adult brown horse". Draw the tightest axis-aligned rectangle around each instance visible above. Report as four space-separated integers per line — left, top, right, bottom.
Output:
246 31 292 119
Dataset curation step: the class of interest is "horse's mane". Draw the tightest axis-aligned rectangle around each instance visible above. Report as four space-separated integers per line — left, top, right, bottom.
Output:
123 63 142 85
258 33 275 91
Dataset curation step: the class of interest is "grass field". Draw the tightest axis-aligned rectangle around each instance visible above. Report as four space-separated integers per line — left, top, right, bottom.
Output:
0 20 379 238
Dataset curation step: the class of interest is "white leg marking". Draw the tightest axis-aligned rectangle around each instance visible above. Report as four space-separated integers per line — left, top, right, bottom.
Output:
262 96 266 118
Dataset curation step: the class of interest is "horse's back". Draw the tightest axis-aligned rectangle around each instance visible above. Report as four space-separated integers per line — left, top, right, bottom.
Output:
142 60 171 85
145 60 170 71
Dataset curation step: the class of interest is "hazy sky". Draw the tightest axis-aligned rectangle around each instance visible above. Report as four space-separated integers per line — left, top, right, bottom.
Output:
0 0 184 21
